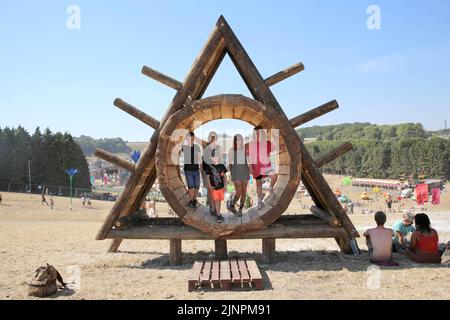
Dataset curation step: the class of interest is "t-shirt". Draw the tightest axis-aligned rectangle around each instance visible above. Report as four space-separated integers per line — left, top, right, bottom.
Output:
206 164 227 190
202 144 221 171
247 140 273 177
181 144 201 172
392 220 416 243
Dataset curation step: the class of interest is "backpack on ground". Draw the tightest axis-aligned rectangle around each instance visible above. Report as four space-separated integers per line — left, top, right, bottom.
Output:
28 264 66 297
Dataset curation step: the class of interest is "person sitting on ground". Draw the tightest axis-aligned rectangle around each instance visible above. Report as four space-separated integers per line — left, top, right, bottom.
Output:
205 155 227 223
392 212 415 253
363 211 397 265
408 213 441 263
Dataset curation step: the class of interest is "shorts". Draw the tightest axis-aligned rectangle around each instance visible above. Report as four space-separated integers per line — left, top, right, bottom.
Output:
184 170 200 189
211 188 225 201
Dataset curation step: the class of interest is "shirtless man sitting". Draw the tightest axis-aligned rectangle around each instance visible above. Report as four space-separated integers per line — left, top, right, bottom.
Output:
364 211 398 265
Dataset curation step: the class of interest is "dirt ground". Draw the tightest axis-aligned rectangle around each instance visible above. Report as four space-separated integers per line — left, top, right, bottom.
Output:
1 176 449 300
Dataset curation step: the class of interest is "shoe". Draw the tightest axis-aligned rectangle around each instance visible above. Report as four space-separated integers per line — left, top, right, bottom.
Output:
229 200 238 215
257 200 263 210
193 199 199 208
188 200 196 209
237 206 243 217
216 215 224 223
209 205 217 216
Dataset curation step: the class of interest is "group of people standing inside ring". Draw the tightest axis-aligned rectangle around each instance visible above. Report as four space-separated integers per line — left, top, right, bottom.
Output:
177 126 278 223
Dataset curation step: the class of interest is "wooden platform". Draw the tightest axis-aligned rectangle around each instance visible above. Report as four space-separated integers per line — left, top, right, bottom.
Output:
188 259 263 291
106 215 347 240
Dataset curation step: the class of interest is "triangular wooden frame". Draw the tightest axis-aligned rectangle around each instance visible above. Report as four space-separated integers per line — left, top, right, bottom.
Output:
96 16 359 253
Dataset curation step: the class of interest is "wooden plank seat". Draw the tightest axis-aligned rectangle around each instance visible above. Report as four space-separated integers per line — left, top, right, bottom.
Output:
188 259 263 291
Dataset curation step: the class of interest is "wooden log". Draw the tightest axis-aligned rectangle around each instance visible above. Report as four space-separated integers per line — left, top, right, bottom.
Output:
170 239 182 266
108 239 122 253
264 62 305 87
217 16 284 115
106 223 348 240
156 94 301 237
310 205 340 227
300 141 359 239
114 98 160 129
141 65 182 90
214 240 228 259
315 142 353 168
262 238 276 264
290 100 339 128
94 148 135 172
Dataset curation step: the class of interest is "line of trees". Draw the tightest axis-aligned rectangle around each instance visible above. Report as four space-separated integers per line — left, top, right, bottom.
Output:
74 135 131 156
300 123 450 180
0 126 91 189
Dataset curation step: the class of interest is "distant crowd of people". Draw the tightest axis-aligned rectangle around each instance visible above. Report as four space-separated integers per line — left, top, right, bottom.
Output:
364 211 444 265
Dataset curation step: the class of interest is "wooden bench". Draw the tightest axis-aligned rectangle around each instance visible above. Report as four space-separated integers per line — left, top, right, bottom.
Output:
188 259 263 291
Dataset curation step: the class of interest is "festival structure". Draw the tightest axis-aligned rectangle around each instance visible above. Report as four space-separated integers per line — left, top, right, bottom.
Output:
94 16 359 264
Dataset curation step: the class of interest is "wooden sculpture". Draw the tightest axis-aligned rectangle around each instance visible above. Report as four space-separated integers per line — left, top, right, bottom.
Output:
94 16 359 261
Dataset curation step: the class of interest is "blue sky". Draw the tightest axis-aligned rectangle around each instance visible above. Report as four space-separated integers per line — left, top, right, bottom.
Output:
1 0 449 141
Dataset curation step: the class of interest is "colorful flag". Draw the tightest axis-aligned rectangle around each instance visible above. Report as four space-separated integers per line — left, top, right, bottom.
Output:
415 184 428 205
431 188 441 205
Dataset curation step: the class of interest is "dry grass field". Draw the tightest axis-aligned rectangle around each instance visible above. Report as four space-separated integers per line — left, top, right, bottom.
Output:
1 176 449 300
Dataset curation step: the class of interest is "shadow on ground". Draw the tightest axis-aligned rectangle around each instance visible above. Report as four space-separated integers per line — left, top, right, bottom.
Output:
117 250 448 273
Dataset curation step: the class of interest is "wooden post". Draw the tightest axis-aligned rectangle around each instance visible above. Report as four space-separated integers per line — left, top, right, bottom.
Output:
170 239 182 266
94 149 135 172
310 206 340 227
114 98 160 129
264 62 304 87
290 100 339 128
315 143 353 168
108 239 123 253
262 238 276 264
141 66 182 90
214 240 228 259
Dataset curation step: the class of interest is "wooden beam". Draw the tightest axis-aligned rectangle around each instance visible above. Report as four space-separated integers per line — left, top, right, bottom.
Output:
315 142 353 168
290 100 339 128
94 148 135 172
114 98 160 129
106 223 348 240
310 206 340 227
141 66 182 90
262 238 276 264
170 239 182 265
264 62 304 87
108 239 122 253
214 240 228 259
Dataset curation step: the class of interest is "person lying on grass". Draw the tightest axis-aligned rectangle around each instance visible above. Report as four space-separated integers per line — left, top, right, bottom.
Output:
364 211 398 266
